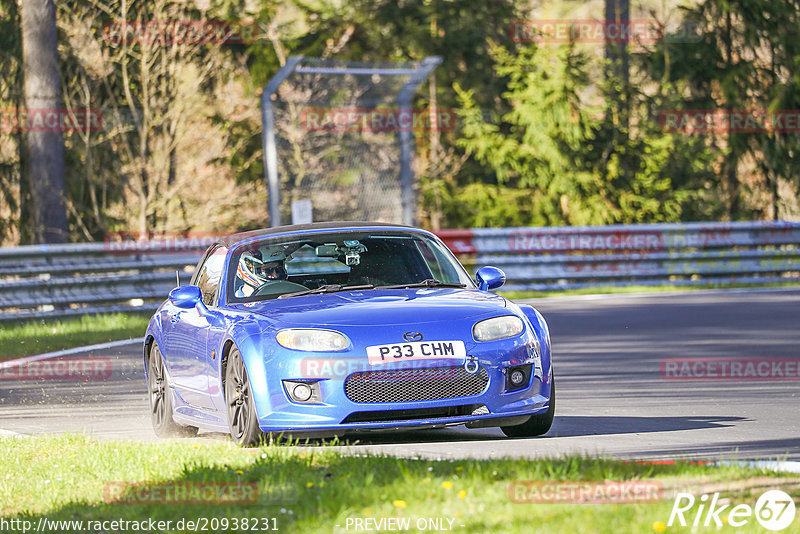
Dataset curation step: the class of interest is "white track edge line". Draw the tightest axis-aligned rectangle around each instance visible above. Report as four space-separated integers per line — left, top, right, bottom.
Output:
716 460 800 474
0 337 143 369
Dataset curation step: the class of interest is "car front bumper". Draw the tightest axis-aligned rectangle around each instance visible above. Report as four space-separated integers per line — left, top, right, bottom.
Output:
248 331 552 434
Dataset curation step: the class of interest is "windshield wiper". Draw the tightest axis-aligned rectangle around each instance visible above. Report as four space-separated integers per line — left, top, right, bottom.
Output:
277 284 374 299
376 279 466 290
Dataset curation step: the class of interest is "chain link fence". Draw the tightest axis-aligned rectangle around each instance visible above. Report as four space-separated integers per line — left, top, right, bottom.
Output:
261 56 441 226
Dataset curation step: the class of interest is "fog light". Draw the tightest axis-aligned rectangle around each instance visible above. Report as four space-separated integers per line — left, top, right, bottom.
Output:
505 364 532 392
283 380 321 403
292 383 313 402
510 369 525 386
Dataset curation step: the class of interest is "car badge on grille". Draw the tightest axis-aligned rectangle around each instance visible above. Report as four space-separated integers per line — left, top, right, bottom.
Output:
403 331 423 342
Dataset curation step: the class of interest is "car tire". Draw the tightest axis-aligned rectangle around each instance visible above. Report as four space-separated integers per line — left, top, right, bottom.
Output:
148 343 198 438
501 378 555 438
224 347 263 447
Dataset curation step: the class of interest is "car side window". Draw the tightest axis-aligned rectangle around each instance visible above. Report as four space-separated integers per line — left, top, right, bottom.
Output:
195 247 228 306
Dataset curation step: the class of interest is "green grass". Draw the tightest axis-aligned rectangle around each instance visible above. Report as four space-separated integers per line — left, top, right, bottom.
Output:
0 313 150 361
1 435 798 533
501 281 800 300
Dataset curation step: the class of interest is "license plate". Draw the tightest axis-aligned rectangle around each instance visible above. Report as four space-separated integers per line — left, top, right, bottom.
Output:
366 340 467 366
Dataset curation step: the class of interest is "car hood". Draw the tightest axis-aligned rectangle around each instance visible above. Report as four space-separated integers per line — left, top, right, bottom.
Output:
231 288 507 327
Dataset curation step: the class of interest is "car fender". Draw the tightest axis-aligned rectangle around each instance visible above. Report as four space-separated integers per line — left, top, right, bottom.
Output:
220 317 277 420
517 303 553 383
142 312 166 382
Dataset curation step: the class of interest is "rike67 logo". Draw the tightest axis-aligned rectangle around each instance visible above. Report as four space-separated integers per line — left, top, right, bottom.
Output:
668 490 796 531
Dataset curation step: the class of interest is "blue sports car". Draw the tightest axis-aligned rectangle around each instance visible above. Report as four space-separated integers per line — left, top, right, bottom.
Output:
144 222 554 446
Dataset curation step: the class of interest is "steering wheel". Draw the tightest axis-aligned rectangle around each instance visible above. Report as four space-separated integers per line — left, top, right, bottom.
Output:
253 280 309 297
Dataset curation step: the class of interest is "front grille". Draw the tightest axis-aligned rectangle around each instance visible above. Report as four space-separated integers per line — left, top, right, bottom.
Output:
344 365 489 403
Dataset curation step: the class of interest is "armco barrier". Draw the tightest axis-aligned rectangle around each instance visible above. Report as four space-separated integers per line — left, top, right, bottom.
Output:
437 221 800 292
0 241 205 322
0 221 798 322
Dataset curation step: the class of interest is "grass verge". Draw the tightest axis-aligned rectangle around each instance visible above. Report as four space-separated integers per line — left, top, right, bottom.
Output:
1 434 798 533
0 313 149 361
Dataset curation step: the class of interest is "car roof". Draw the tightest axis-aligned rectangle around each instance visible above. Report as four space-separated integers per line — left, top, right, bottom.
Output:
218 221 420 248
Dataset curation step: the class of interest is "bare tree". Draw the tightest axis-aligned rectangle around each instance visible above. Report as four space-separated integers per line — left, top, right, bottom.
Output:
21 0 67 243
605 0 630 188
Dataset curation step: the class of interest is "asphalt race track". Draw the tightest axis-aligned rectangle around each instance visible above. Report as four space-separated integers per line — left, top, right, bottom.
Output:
1 288 798 461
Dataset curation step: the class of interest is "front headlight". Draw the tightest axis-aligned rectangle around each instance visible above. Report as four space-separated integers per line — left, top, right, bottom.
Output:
472 315 524 342
276 329 350 352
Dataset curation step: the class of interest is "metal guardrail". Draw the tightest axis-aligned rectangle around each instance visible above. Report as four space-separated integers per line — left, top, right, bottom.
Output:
0 242 204 322
0 221 798 322
438 221 800 292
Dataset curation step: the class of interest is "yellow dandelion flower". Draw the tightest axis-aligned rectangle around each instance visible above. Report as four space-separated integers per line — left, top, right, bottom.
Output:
457 490 467 499
441 481 454 490
422 477 431 484
306 482 314 488
362 507 372 516
652 521 666 533
235 470 243 475
455 466 463 471
393 500 407 508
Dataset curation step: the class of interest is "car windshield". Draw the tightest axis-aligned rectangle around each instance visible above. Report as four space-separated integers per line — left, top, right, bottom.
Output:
226 230 475 302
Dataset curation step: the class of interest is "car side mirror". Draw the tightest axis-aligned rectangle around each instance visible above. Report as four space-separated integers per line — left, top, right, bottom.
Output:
168 285 225 328
476 266 506 292
169 285 202 309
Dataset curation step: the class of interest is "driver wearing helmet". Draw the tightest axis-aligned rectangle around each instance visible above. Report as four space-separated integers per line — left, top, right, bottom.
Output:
236 251 287 297
259 260 287 280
